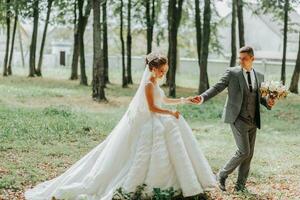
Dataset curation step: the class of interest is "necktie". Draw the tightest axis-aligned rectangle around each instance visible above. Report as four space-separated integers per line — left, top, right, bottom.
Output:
246 71 253 92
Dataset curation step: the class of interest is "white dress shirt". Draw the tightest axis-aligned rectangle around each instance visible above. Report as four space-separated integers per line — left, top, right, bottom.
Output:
242 67 256 90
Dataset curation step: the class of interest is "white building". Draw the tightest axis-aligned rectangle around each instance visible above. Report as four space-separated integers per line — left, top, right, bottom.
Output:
217 3 300 62
0 22 75 69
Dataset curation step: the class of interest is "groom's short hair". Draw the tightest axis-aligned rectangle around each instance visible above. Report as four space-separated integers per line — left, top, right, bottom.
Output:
239 46 254 57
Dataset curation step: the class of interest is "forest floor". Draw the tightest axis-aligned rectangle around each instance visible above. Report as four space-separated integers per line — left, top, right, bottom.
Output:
0 69 299 200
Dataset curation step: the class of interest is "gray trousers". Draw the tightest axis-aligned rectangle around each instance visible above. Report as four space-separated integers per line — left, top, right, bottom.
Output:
219 117 257 186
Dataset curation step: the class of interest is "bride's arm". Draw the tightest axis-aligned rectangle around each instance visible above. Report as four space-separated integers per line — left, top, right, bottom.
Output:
145 83 179 118
162 97 189 105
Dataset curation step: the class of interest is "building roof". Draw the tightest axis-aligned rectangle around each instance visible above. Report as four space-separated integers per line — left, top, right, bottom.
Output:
218 2 300 42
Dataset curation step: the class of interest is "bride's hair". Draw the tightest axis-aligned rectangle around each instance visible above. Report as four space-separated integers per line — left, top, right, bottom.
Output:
145 52 168 71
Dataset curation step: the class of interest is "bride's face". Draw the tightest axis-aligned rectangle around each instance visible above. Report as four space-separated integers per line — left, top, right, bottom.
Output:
153 64 169 79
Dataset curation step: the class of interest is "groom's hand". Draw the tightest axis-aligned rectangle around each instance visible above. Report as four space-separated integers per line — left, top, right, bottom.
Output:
185 96 196 104
193 96 202 104
267 97 276 108
187 96 202 104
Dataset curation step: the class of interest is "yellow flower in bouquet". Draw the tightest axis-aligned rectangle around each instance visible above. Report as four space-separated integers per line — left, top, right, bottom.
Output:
260 81 269 98
260 81 288 100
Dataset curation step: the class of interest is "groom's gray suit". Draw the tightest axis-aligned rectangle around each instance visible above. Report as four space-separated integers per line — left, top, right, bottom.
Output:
200 66 271 187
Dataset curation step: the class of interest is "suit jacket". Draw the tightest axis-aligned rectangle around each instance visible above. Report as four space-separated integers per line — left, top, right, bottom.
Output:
200 66 271 129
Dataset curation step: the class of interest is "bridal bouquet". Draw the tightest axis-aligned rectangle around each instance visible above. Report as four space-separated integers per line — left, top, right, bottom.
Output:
260 80 288 100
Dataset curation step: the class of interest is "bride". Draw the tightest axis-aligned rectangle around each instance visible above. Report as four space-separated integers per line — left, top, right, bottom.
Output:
25 52 216 200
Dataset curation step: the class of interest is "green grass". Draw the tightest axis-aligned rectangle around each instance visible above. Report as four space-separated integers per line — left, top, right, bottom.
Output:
0 69 300 199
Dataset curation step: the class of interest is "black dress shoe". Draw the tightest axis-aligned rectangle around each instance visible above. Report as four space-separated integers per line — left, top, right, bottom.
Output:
217 173 227 191
234 184 247 192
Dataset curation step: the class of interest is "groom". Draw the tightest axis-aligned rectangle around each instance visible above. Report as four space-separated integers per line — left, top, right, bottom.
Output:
191 46 275 192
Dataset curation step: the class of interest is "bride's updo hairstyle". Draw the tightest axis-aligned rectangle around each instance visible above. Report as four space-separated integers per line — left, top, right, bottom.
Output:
145 52 168 71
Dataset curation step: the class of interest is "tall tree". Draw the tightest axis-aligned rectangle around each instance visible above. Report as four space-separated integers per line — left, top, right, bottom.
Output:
78 0 88 85
70 0 91 80
7 0 18 75
198 0 211 94
17 17 25 68
28 0 39 77
36 0 53 76
145 0 155 53
3 0 11 76
281 0 289 85
165 1 172 87
167 0 184 97
120 0 127 87
237 0 245 47
230 0 237 67
92 0 106 101
126 0 133 84
70 0 79 80
195 0 201 68
102 0 110 85
289 32 300 93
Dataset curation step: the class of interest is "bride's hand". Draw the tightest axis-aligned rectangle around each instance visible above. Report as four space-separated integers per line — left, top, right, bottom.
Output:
185 96 200 104
171 111 180 119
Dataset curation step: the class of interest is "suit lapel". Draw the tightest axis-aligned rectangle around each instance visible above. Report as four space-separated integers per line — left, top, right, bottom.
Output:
238 67 260 93
238 67 246 95
253 69 260 90
253 69 261 102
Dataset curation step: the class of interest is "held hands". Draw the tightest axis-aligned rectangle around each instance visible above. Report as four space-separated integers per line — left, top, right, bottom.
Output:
169 96 202 119
185 96 202 105
267 96 276 108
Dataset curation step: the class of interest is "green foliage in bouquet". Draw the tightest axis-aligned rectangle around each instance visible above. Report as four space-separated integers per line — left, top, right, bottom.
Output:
113 183 149 200
112 184 212 200
152 187 179 200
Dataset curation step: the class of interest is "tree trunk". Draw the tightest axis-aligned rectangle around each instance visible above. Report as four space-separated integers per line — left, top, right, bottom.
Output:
36 0 53 77
165 0 172 87
146 0 155 54
168 0 184 97
102 0 110 85
281 0 289 85
70 1 79 80
126 0 133 84
146 0 150 53
168 30 177 97
18 20 25 68
8 5 17 75
70 0 91 80
78 0 88 85
289 32 300 94
198 0 211 94
70 33 80 80
237 0 245 47
195 0 201 67
230 0 237 67
29 0 39 77
3 0 11 76
92 0 106 101
120 0 127 88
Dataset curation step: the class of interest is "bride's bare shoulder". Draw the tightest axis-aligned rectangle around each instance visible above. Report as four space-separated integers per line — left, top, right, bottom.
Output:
145 81 154 91
145 78 156 87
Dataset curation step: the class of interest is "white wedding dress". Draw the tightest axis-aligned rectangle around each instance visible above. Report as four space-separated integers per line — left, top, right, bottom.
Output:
25 68 216 200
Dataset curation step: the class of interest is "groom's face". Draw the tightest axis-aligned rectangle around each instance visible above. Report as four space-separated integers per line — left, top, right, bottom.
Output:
239 52 254 69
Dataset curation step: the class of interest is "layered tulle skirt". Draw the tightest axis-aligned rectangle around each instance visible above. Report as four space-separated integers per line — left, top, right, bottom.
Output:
25 114 216 200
